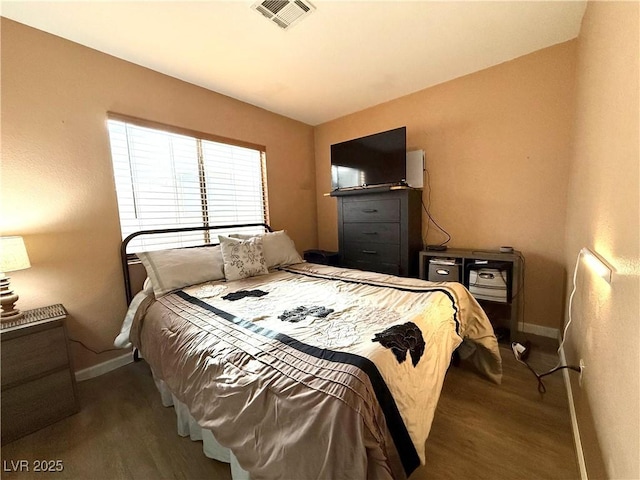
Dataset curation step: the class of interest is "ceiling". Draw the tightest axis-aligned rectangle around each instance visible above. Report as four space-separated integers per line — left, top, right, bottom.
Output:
1 1 587 126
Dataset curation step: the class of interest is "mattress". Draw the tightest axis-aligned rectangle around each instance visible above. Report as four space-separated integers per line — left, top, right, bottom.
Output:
123 262 501 479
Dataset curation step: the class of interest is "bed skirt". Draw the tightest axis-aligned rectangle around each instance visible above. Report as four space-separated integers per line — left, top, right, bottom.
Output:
152 374 250 480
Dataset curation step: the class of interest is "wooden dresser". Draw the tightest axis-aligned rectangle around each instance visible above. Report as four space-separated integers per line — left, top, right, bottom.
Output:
336 188 422 277
1 305 79 444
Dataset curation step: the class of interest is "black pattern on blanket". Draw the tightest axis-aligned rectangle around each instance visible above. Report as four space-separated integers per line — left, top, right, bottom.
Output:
222 289 269 301
372 321 425 367
278 305 334 322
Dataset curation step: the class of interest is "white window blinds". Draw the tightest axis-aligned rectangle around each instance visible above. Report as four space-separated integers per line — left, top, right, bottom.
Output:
107 118 268 253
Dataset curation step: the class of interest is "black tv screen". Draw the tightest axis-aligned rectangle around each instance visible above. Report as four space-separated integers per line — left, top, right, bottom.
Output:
331 127 406 190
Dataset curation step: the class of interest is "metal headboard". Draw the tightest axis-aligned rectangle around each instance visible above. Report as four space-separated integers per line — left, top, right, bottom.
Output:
120 223 273 304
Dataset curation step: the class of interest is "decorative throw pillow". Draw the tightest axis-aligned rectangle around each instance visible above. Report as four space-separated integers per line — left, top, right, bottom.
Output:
219 235 269 281
137 245 225 297
230 230 303 268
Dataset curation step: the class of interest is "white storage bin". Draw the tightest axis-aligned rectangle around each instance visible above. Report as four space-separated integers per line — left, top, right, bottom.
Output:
428 259 460 282
468 268 508 303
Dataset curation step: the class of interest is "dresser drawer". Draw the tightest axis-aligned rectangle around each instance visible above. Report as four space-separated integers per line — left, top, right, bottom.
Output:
1 326 68 387
343 198 400 223
343 258 400 276
344 242 400 265
343 222 400 244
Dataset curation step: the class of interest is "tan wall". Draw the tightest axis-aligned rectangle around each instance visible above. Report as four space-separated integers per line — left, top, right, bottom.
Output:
315 41 577 331
0 19 317 371
564 2 639 479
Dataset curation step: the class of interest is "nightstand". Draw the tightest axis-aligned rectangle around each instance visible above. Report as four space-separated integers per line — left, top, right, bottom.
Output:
303 249 340 266
1 304 80 444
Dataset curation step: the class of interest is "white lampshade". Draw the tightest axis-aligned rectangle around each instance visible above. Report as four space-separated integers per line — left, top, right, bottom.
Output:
1 236 31 273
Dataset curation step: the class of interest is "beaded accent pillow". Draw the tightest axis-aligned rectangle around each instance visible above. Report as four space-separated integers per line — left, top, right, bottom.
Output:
219 235 269 281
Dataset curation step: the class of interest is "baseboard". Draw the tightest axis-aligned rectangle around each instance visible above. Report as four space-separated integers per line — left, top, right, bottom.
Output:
559 345 588 480
521 322 559 339
75 352 133 382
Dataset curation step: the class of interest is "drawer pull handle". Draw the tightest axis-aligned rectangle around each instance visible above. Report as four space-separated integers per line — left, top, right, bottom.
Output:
436 269 450 275
362 232 378 235
362 250 378 255
362 209 378 213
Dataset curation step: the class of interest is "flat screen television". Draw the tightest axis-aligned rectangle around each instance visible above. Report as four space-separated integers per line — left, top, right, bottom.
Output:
331 127 406 191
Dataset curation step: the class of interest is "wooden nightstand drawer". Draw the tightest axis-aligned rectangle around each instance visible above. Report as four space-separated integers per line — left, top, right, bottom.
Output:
1 325 68 387
1 369 78 444
342 198 400 223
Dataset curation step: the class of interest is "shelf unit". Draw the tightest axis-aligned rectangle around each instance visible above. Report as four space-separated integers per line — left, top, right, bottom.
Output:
419 248 524 343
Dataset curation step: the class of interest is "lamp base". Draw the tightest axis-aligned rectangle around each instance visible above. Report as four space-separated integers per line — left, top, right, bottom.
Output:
1 310 24 323
1 276 23 323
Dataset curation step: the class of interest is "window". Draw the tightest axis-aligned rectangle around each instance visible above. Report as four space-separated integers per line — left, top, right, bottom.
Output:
107 116 268 253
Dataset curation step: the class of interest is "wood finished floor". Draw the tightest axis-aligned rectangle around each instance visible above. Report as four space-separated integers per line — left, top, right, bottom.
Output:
2 335 579 480
411 336 580 480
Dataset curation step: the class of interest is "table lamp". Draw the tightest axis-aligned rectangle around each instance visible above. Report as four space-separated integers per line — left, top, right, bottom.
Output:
1 236 31 322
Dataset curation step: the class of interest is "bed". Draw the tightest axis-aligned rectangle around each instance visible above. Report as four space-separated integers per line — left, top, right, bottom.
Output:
115 224 502 480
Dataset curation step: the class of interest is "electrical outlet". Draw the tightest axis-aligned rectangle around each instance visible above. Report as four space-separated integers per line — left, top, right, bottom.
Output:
579 359 585 386
512 342 525 360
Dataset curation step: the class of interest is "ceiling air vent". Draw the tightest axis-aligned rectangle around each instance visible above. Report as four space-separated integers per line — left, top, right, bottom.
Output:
251 0 316 30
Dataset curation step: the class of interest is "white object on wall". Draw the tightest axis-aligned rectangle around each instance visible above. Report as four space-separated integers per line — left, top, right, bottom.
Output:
406 150 425 188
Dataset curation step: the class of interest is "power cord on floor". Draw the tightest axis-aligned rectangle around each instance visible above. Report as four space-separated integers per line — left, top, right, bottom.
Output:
511 342 581 394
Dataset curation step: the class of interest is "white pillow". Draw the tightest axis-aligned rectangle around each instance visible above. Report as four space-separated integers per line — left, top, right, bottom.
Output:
137 245 225 297
219 235 269 281
231 230 303 268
